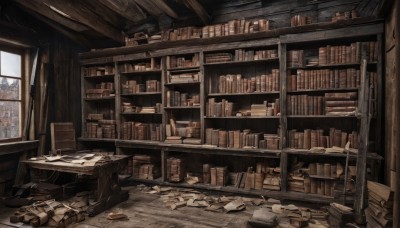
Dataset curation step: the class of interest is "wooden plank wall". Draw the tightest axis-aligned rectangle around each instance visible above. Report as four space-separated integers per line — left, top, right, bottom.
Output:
45 33 85 151
209 0 381 27
384 0 397 190
385 0 400 226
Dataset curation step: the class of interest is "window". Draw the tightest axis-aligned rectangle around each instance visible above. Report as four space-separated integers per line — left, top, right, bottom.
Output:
0 50 22 140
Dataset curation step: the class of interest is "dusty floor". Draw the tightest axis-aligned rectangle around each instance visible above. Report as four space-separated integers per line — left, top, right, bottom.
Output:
0 186 257 228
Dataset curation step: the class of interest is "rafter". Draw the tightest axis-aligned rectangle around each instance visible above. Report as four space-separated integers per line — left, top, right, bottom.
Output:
12 0 89 32
182 0 210 25
98 0 146 23
0 19 38 47
42 0 124 44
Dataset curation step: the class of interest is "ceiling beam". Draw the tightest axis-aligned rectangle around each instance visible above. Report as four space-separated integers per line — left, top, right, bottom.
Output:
182 0 210 25
97 0 146 23
78 1 127 30
134 0 165 18
152 0 179 19
12 0 89 32
42 0 124 44
0 19 38 47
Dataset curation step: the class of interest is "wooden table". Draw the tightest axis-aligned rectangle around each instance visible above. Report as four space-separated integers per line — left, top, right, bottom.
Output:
23 155 130 216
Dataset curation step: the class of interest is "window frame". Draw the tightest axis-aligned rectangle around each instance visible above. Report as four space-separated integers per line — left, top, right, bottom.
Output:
0 44 26 142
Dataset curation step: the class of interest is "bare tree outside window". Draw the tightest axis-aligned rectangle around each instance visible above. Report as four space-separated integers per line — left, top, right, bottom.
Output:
0 51 22 139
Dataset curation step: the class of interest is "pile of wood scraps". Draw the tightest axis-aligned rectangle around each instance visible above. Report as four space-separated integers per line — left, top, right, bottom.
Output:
365 181 393 228
10 192 89 227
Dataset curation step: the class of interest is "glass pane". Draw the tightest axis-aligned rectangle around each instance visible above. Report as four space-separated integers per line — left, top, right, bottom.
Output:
1 51 21 77
0 77 20 100
0 101 21 139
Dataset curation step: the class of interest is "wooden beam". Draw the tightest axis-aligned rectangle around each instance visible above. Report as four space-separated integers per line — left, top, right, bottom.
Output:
98 0 146 22
78 1 127 30
182 0 210 25
12 0 89 32
0 19 38 47
42 0 124 44
134 0 164 18
151 0 179 19
16 6 92 48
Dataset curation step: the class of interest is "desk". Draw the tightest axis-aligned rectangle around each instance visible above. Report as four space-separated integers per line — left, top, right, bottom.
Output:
23 155 130 216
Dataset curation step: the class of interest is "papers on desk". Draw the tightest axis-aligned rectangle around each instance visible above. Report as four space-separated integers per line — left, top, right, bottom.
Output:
32 153 107 166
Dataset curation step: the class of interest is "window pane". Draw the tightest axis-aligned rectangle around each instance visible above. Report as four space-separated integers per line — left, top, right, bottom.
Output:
0 77 20 100
1 51 21 77
0 101 20 139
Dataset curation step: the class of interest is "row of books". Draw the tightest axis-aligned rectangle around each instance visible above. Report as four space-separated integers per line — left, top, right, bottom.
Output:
204 48 278 64
166 119 201 139
166 91 200 107
120 122 162 141
250 101 280 116
168 54 200 69
122 80 161 94
168 72 200 83
308 162 342 178
132 155 161 180
166 157 185 182
331 10 358 22
85 82 114 98
217 70 280 94
205 128 280 149
162 27 202 41
206 98 235 117
287 68 361 91
287 128 359 149
86 120 116 139
83 65 114 76
204 53 233 64
234 48 278 61
87 113 103 121
160 18 270 43
120 60 160 73
325 92 358 116
318 41 378 65
286 92 358 116
289 175 336 196
287 95 324 116
290 15 312 27
288 41 378 68
206 99 280 117
121 102 162 114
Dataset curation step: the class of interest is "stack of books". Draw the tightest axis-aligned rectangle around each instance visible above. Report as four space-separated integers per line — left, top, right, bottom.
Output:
325 92 358 116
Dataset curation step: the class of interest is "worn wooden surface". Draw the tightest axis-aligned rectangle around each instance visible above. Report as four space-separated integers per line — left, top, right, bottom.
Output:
0 186 254 228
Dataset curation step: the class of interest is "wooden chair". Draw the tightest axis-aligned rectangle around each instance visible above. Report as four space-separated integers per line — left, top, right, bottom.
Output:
50 122 77 155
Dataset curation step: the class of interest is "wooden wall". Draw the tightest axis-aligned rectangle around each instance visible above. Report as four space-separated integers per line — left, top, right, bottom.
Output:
207 0 381 26
384 0 400 226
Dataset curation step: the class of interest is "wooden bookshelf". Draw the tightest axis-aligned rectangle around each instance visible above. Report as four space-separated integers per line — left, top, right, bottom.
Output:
80 21 383 205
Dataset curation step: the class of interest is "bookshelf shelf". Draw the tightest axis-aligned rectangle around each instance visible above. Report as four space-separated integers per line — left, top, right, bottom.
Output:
287 62 378 70
120 70 162 75
83 96 115 101
164 106 201 110
204 116 280 119
287 115 356 118
84 75 114 81
287 88 358 94
308 175 337 180
121 92 162 96
167 66 200 73
203 58 279 67
208 91 280 97
164 81 201 86
121 112 162 115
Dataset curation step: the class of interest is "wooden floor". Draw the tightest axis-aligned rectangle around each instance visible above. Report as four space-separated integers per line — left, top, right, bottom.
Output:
0 186 256 228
